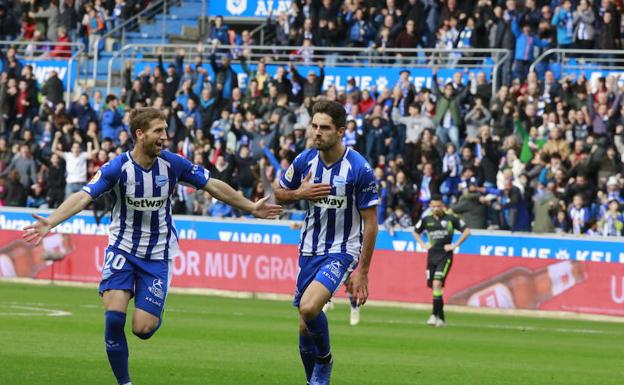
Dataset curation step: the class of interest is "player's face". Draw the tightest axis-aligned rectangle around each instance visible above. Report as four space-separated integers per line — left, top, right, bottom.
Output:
139 119 168 157
311 113 344 151
430 200 445 217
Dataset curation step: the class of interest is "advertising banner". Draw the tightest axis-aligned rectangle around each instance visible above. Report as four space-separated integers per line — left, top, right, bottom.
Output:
207 0 292 18
547 65 624 87
132 62 492 93
1 230 623 316
0 59 77 91
2 209 623 264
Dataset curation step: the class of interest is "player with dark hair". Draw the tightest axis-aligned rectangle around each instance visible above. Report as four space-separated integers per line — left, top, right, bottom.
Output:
275 100 379 385
23 107 282 385
412 194 471 327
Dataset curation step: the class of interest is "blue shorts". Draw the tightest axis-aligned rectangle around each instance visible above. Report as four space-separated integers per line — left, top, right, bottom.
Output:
99 246 171 318
293 253 358 308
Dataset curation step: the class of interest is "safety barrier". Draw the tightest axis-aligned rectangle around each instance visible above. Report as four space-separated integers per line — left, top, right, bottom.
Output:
1 208 623 316
91 0 174 88
105 43 511 97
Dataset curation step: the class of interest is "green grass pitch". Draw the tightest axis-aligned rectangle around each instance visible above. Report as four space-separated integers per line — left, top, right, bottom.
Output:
0 281 622 385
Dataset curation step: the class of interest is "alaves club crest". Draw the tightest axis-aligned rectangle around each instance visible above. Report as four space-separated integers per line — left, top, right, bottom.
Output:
226 0 247 16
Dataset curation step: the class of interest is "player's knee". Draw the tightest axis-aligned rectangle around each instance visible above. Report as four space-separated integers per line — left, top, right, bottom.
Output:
132 320 160 340
132 325 156 340
299 302 320 321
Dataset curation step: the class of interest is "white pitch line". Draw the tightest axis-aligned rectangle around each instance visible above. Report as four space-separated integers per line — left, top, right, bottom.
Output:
379 318 620 335
0 304 72 317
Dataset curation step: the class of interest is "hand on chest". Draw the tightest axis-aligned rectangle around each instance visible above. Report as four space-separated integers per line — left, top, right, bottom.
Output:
305 168 353 197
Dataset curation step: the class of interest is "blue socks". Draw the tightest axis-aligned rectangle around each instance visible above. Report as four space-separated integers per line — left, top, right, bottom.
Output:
105 311 130 385
304 311 331 358
349 294 358 309
299 333 317 382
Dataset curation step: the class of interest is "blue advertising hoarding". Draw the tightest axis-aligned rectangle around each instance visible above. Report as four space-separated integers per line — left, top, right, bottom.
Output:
1 208 622 264
134 61 492 93
207 0 292 18
0 59 77 91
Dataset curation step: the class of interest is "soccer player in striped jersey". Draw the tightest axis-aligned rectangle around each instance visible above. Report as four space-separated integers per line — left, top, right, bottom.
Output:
275 100 379 385
23 108 282 385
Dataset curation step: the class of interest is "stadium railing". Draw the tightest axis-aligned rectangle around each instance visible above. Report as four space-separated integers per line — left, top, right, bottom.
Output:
105 44 512 97
249 22 271 47
529 48 624 75
0 40 86 106
91 0 172 88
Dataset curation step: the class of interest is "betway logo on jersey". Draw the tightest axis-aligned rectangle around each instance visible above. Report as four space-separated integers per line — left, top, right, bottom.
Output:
125 196 168 211
312 195 346 209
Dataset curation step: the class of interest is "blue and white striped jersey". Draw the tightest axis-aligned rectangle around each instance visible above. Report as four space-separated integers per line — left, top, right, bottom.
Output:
280 147 378 259
83 150 210 260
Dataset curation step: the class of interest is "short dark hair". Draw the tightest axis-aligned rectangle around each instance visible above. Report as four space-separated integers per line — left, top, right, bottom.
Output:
430 194 444 203
312 100 346 129
105 94 117 104
129 108 166 139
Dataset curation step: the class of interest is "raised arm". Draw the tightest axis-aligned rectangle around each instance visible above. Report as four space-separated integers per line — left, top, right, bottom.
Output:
511 15 521 37
391 104 409 125
240 56 253 77
289 62 305 85
51 131 65 158
317 64 325 93
86 140 99 160
193 67 205 95
431 68 442 97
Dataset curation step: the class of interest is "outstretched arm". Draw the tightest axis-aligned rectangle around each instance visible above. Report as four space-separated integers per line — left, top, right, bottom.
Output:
23 191 93 245
204 178 282 218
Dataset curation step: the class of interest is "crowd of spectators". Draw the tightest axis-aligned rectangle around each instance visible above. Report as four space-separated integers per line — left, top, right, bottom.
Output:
0 0 150 52
2 0 624 237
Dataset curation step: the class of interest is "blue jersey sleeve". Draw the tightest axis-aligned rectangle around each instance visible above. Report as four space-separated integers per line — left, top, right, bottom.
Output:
279 153 306 190
355 162 379 209
175 154 210 189
82 161 119 199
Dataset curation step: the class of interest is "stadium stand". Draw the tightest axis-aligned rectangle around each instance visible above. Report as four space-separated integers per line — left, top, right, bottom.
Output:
1 0 624 237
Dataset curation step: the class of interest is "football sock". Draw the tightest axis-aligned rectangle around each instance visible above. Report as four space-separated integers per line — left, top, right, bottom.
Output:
105 311 130 385
433 289 444 319
439 296 445 321
349 294 358 309
299 332 317 381
133 317 162 340
304 311 331 358
316 352 332 364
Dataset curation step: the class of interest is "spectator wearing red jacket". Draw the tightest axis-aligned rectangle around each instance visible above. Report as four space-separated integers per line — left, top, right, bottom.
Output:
50 27 71 58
